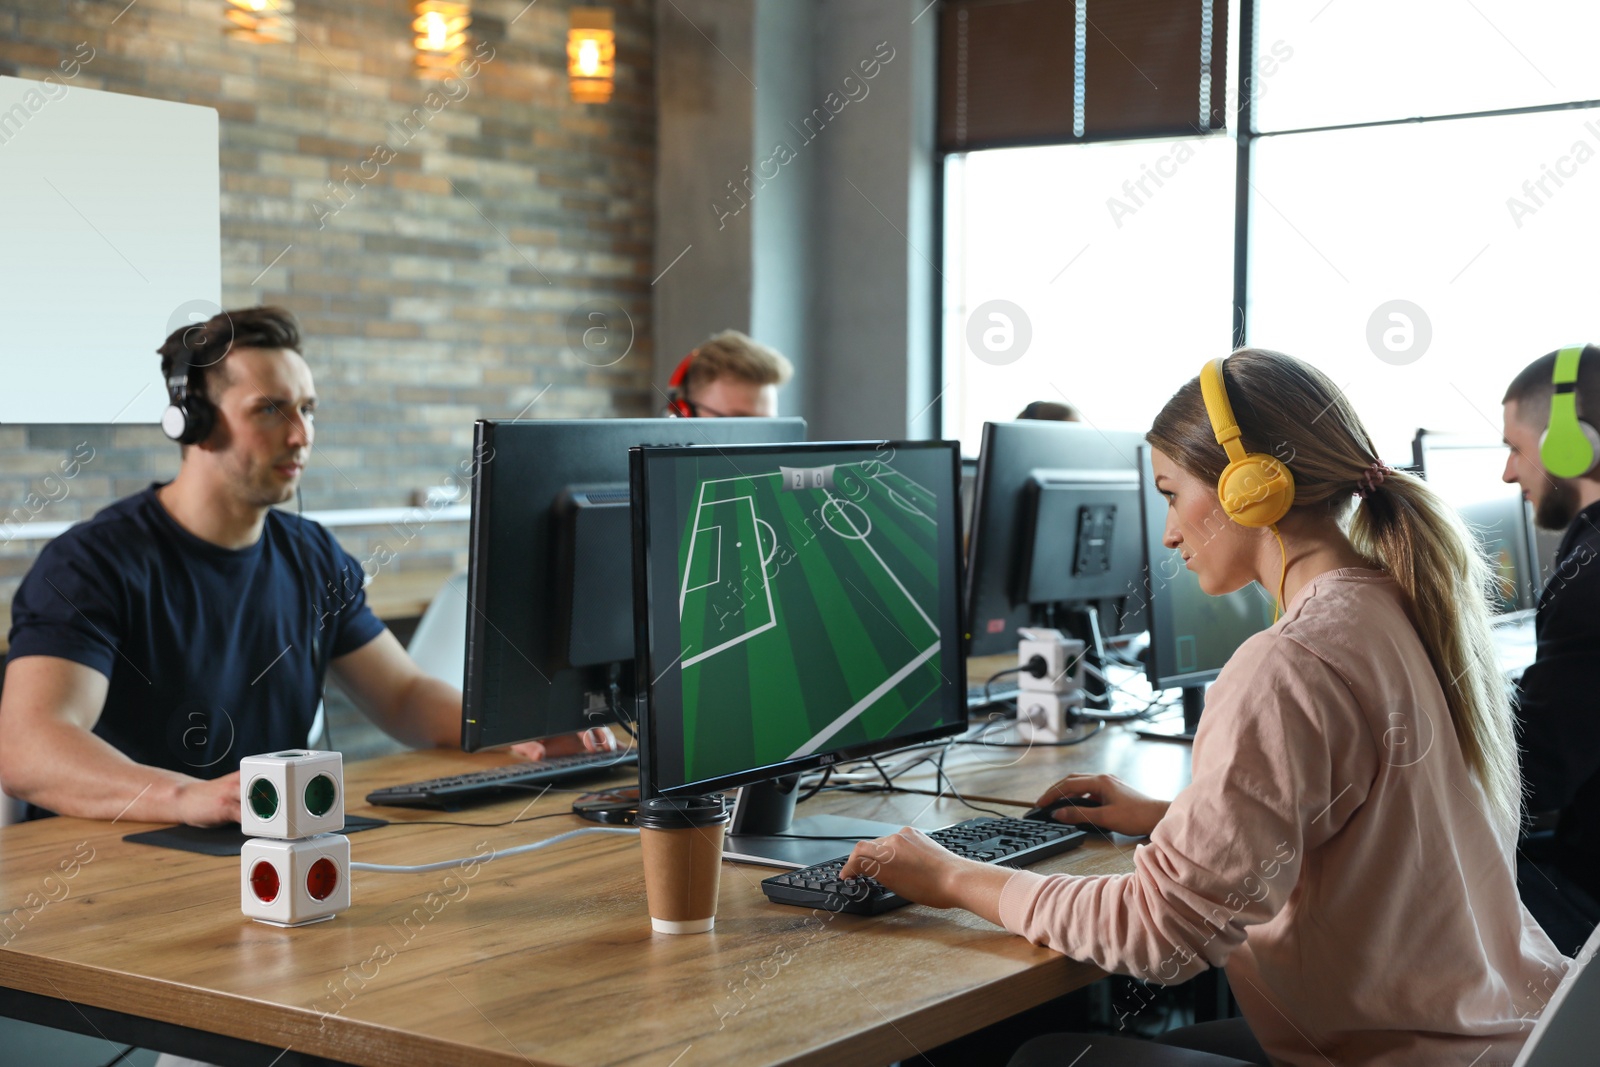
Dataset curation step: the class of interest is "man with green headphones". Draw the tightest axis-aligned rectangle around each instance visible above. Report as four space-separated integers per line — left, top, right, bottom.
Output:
1501 343 1600 954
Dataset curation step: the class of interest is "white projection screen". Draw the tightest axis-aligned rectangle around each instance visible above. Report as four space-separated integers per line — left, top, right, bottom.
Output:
0 76 220 424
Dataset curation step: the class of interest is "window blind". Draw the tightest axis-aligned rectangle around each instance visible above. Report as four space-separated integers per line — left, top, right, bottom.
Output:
938 0 1229 151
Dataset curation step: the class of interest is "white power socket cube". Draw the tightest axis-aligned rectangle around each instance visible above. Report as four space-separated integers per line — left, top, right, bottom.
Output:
1016 630 1085 694
241 833 351 927
1017 690 1087 743
239 749 344 840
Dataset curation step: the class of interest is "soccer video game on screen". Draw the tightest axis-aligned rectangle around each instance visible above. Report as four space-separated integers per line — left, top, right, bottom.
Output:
642 443 961 789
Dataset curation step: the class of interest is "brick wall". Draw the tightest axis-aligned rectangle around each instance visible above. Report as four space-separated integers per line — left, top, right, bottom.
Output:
0 0 656 599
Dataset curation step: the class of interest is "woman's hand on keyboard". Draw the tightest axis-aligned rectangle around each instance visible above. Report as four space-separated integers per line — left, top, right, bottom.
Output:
839 828 1009 915
1035 774 1168 838
508 727 617 762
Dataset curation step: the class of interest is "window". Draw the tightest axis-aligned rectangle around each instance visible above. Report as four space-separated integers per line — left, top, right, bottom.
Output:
1254 0 1600 132
943 137 1235 453
941 1 1600 458
1249 109 1600 458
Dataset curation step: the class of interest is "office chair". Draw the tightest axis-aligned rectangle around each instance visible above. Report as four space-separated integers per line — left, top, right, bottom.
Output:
406 569 469 687
0 783 23 827
1010 924 1599 1067
1514 919 1600 1066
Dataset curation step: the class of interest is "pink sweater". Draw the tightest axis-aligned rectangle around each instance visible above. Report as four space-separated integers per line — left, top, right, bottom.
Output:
999 569 1570 1066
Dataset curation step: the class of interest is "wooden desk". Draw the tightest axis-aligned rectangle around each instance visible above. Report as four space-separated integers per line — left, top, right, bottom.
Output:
362 567 457 625
0 727 1189 1066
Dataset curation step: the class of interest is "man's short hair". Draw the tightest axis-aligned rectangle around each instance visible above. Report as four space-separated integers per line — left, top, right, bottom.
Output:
685 330 793 393
157 305 302 404
1503 343 1600 428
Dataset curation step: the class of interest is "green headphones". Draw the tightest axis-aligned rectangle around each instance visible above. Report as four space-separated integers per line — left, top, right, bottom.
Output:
1540 344 1600 479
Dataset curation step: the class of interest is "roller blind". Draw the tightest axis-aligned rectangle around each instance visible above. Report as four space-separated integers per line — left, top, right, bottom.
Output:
938 0 1228 151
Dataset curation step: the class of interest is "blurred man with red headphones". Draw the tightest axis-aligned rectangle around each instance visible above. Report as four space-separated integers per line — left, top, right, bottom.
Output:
665 329 793 418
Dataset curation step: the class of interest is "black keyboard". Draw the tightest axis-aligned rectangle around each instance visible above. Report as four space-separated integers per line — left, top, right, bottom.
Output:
366 750 639 809
967 681 1020 708
760 816 1088 915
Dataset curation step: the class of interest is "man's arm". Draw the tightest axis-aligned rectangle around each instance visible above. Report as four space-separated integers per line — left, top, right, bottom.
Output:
0 656 240 825
328 629 461 748
329 631 617 757
1518 643 1600 814
1517 547 1600 814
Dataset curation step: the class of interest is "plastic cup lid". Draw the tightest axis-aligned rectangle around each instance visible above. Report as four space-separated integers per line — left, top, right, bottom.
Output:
633 794 730 830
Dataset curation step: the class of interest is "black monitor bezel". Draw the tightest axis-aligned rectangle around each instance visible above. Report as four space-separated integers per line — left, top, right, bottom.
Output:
1412 430 1542 612
460 416 806 752
630 439 969 799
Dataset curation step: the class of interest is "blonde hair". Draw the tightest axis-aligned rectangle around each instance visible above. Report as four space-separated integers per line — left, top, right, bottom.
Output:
1147 348 1520 838
686 330 793 391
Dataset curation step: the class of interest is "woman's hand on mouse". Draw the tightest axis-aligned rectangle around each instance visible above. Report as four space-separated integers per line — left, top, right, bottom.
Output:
1036 773 1169 837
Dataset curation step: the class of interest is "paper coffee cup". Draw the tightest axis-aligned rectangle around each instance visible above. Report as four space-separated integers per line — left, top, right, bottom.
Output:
636 795 730 934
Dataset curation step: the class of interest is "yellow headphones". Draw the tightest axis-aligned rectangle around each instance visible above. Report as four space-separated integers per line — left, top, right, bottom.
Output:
1199 357 1295 527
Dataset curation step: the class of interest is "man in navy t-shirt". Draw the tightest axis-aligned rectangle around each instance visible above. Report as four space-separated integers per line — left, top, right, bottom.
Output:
0 306 609 826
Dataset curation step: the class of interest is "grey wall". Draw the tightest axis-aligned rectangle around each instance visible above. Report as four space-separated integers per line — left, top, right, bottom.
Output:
751 0 819 420
807 0 938 441
655 0 938 437
653 0 757 411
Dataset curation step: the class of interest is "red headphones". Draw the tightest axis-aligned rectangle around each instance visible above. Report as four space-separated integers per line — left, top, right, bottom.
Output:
666 350 697 417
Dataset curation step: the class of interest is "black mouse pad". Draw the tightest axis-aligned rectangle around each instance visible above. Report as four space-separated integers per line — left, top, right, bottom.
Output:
123 816 389 856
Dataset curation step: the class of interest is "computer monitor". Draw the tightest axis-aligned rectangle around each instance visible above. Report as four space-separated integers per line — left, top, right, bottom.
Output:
963 421 1149 708
461 417 806 752
1136 445 1276 740
1413 431 1541 614
630 439 967 867
959 455 979 540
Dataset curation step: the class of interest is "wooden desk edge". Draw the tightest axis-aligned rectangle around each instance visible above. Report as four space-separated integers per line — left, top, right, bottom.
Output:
0 953 533 1067
787 956 1109 1067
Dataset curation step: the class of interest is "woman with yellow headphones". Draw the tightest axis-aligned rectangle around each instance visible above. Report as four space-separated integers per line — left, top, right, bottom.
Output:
842 349 1566 1066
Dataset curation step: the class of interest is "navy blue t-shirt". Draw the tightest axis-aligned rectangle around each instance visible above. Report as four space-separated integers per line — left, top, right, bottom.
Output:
8 484 385 780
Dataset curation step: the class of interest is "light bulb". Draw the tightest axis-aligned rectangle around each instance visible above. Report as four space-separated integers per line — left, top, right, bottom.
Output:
423 11 448 50
577 39 600 76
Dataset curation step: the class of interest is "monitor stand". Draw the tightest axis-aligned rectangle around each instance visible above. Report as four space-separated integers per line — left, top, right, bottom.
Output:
1061 605 1110 712
722 776 904 869
1135 685 1205 744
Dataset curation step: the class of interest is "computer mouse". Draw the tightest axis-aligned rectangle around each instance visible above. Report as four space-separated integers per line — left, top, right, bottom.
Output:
572 786 640 825
1023 795 1102 822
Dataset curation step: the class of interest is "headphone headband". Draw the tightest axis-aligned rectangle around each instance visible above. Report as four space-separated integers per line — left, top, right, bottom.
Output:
1199 358 1248 466
1553 345 1584 387
668 351 695 387
665 350 697 417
